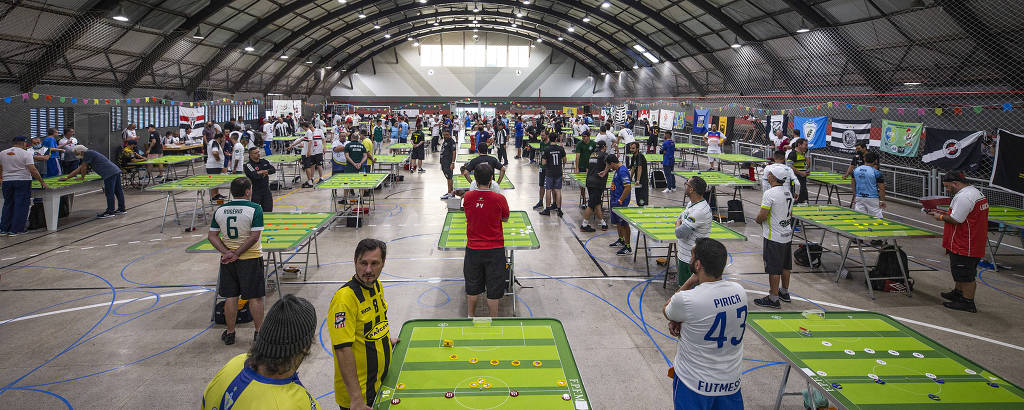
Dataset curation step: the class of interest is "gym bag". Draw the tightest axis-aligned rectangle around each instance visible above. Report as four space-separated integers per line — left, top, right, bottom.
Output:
793 243 823 268
214 299 253 325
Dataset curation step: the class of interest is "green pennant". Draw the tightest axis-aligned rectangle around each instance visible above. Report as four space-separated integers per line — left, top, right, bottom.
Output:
59 97 66 103
973 106 983 113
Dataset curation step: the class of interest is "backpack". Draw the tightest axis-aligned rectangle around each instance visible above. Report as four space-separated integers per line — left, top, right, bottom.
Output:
726 199 745 223
793 243 823 268
650 170 667 189
869 245 913 292
214 299 253 325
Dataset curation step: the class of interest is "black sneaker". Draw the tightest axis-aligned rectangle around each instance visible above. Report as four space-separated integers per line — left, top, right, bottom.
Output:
753 295 781 309
532 201 543 210
96 212 116 219
539 209 551 216
115 209 127 215
579 204 587 209
318 178 325 184
211 194 227 200
943 299 977 313
609 238 625 247
778 291 792 303
253 331 259 342
556 208 564 217
940 289 962 301
600 223 608 231
581 225 596 232
616 246 632 255
292 176 301 183
301 181 313 188
221 330 235 345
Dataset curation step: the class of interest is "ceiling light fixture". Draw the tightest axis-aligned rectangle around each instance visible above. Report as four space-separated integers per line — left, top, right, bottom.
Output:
473 28 479 32
473 34 479 39
112 6 129 22
530 42 536 48
337 0 346 3
567 25 575 32
536 38 542 43
326 66 332 69
600 72 606 75
730 34 741 48
903 82 922 86
358 12 366 18
730 42 741 48
642 52 658 63
796 19 809 33
192 26 205 39
633 44 645 53
280 55 289 59
413 40 420 46
418 0 427 3
522 0 530 4
582 16 591 23
557 36 563 41
632 64 639 69
244 45 255 52
384 33 391 38
306 60 313 64
601 2 612 8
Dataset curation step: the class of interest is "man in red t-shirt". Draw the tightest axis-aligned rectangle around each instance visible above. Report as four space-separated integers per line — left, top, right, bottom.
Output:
462 163 510 317
929 172 988 313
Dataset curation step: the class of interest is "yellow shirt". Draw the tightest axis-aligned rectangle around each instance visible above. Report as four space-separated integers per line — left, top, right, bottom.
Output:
202 354 321 410
328 277 392 408
361 138 374 165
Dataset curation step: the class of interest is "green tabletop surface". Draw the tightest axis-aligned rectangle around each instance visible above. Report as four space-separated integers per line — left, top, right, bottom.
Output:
373 318 590 410
707 153 766 163
643 153 663 163
677 143 703 150
374 154 410 164
569 173 612 188
792 205 939 239
673 171 757 186
457 153 480 162
611 207 747 242
809 171 850 185
147 174 237 190
264 154 302 163
748 311 1024 409
34 173 102 189
317 173 388 189
984 205 1024 228
460 143 471 149
162 143 203 151
453 178 515 190
185 212 333 253
272 136 298 141
135 154 201 165
324 143 332 151
528 143 540 149
438 211 539 250
388 143 413 150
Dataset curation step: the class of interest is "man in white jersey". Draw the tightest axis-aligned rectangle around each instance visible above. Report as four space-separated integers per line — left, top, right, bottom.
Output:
706 124 724 171
289 122 325 187
261 118 275 155
761 149 800 202
754 167 795 309
230 133 246 174
674 176 714 287
615 126 635 155
663 238 746 409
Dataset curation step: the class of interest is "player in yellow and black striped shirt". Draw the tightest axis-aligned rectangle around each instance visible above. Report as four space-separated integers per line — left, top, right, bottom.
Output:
328 239 396 410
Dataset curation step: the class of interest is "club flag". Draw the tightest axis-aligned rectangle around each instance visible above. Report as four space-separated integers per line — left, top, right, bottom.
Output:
794 116 829 149
766 114 787 145
693 109 709 134
880 119 923 157
829 118 873 152
673 111 687 130
991 129 1024 193
659 109 675 130
921 128 985 172
179 106 205 128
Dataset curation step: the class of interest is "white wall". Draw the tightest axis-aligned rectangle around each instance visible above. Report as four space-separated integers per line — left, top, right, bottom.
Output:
331 33 612 98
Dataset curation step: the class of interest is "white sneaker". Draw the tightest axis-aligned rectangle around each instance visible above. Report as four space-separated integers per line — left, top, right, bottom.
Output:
440 193 452 200
661 188 671 193
670 188 678 192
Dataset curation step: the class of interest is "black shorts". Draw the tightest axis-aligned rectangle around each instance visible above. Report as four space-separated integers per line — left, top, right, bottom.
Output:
301 153 323 169
586 185 604 209
411 147 425 160
537 169 546 186
218 257 266 299
762 239 792 275
464 248 507 299
441 163 453 179
206 167 222 174
949 252 980 283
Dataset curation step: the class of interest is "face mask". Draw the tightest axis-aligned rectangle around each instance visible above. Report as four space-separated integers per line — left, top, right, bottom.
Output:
33 144 42 149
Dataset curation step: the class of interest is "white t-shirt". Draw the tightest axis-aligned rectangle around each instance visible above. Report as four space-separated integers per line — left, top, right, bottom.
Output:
468 181 503 195
310 129 325 155
760 185 794 243
675 200 714 263
0 146 35 181
58 137 78 160
331 136 347 164
206 140 223 169
664 280 748 397
231 143 246 172
706 132 723 154
262 122 274 139
596 131 616 147
949 185 985 223
761 163 800 193
617 128 635 144
573 123 588 137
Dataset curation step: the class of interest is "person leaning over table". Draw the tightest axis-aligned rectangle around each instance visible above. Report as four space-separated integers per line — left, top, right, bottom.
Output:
328 238 400 410
929 172 988 313
244 147 275 212
1 136 47 236
63 145 124 219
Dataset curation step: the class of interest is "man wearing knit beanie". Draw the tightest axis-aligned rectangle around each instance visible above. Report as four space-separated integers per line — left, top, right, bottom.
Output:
202 294 322 409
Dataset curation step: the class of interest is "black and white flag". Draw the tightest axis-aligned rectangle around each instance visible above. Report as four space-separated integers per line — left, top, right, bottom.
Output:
829 119 873 152
921 128 984 172
991 129 1024 193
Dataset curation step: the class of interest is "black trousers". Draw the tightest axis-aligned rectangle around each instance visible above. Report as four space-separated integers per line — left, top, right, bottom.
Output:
252 189 273 212
495 143 508 164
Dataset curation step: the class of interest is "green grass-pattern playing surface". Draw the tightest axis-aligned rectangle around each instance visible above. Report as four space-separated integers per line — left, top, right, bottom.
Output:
528 143 540 149
185 212 332 252
748 311 1024 409
792 205 938 239
272 136 298 141
677 143 703 150
373 318 591 410
33 173 102 189
643 153 663 163
707 153 765 163
438 211 539 250
984 205 1024 229
809 171 849 185
457 153 480 162
264 154 301 163
461 143 471 150
388 143 413 150
453 178 515 190
569 173 612 188
375 154 410 164
611 207 746 242
135 154 201 165
673 171 756 186
147 174 238 190
316 173 388 189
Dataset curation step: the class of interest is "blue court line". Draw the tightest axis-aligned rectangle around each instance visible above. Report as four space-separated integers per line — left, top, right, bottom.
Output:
742 362 785 374
6 387 72 409
630 277 672 366
978 269 1024 302
111 289 160 316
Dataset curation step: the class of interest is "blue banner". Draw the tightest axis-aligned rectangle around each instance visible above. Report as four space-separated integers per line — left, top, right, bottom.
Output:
794 116 829 149
693 109 709 134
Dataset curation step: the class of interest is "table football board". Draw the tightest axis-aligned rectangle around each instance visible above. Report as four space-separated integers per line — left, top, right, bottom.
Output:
316 173 388 189
569 173 612 188
748 311 1024 409
984 205 1024 229
453 178 515 190
809 171 849 186
528 143 540 149
792 205 938 239
147 174 238 190
135 154 201 165
375 154 410 164
644 153 663 163
438 211 539 250
33 173 102 189
389 143 413 150
707 153 765 163
677 143 703 150
264 154 302 163
185 212 332 253
373 318 591 410
460 143 471 150
457 153 480 162
611 207 746 242
272 136 298 141
673 171 756 186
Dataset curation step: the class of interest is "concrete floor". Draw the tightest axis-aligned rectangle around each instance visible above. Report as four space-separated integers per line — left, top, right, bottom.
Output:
1 146 1023 410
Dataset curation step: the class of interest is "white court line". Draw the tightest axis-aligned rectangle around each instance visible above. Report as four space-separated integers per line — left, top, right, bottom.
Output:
0 288 210 326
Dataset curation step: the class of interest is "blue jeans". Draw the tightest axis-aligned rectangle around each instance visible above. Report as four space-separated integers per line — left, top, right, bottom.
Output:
664 162 676 189
1 180 32 233
103 173 126 213
263 140 272 156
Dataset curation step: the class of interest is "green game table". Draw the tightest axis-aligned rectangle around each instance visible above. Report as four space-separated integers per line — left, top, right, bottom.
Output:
612 206 746 281
135 154 203 184
791 205 940 299
453 177 515 190
264 154 302 163
4 174 104 231
528 142 540 150
568 173 613 212
265 154 303 189
808 171 852 205
374 154 409 164
388 143 413 152
457 153 480 162
162 143 203 154
749 311 1024 409
707 153 766 163
674 171 755 223
677 143 703 150
271 136 298 141
373 318 591 410
981 205 1024 269
318 173 389 228
147 174 239 233
460 143 471 150
438 211 539 316
371 154 410 187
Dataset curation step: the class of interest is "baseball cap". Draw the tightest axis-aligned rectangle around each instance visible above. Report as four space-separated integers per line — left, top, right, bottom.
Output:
12 135 27 143
769 166 790 181
941 172 967 183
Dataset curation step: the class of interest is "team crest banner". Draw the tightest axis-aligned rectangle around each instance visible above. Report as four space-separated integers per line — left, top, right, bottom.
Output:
921 128 985 171
829 118 873 152
794 116 829 149
693 109 710 134
880 119 923 157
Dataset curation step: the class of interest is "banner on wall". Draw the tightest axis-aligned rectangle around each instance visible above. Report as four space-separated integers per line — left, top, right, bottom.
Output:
563 106 578 117
712 116 735 139
673 111 687 130
829 118 874 152
639 109 650 121
766 114 787 144
881 119 924 157
272 100 303 118
693 109 710 134
794 116 829 149
921 128 985 171
659 109 675 130
179 106 205 140
991 129 1024 193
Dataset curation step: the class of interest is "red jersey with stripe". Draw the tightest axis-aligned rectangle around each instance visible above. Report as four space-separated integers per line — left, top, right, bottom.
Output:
462 188 509 249
942 185 988 258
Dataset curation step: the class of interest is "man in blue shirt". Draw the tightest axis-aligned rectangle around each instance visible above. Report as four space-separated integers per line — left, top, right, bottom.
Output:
607 155 633 255
42 128 62 177
63 145 124 218
850 151 886 218
661 131 677 193
475 126 491 155
398 117 409 143
514 118 525 159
